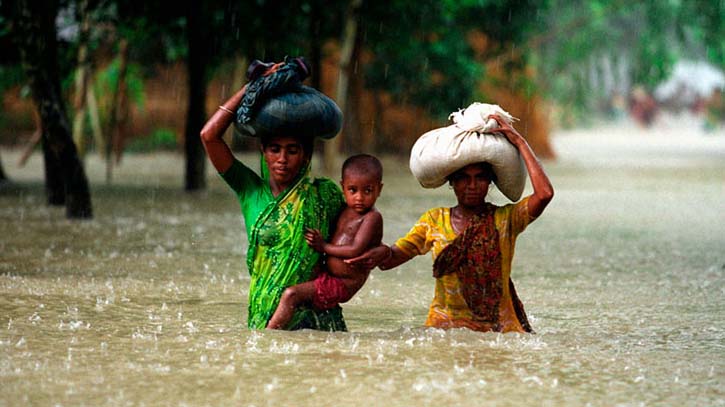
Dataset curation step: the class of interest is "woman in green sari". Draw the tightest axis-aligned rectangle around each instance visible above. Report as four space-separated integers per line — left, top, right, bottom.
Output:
199 62 347 331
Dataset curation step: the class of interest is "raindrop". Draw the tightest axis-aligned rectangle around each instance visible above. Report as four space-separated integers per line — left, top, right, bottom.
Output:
264 377 279 393
185 321 198 334
522 375 544 386
15 337 26 348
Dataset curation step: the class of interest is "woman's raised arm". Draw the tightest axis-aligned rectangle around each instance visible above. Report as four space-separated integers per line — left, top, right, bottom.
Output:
199 86 247 173
489 114 554 219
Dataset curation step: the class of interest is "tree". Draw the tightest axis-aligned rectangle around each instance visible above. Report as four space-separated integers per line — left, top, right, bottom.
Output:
12 0 93 218
339 0 545 155
0 152 6 184
324 0 363 172
533 0 724 120
184 0 207 191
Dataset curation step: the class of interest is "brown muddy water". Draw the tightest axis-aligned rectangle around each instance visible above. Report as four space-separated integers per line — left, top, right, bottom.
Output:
1 119 724 406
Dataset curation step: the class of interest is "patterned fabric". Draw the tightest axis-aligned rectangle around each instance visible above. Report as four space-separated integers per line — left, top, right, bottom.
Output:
236 56 309 124
433 204 503 325
394 198 533 333
221 156 346 331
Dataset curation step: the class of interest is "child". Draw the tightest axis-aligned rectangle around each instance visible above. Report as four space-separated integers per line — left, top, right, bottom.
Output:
266 154 384 329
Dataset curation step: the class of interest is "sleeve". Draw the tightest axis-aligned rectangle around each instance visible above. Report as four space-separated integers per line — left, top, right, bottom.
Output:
219 158 264 200
394 210 435 258
501 196 532 238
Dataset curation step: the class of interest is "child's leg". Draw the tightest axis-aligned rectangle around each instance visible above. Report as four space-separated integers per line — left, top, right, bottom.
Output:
266 280 318 329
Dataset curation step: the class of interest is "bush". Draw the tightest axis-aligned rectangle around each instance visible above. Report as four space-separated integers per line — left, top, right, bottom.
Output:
127 128 179 152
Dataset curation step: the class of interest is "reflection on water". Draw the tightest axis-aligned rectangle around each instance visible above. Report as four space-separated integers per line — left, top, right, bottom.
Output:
1 123 724 405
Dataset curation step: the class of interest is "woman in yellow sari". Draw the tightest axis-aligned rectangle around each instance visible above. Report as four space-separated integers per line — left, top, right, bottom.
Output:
349 114 554 333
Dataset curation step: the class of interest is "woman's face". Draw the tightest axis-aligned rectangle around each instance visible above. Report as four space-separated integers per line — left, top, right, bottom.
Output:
449 163 493 208
262 136 309 189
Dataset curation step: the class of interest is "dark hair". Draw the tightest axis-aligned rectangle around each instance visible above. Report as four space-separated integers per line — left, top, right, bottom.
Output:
447 162 496 184
341 154 383 182
260 135 314 157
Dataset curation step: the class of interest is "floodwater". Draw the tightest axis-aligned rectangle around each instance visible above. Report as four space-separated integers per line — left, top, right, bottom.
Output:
1 118 724 406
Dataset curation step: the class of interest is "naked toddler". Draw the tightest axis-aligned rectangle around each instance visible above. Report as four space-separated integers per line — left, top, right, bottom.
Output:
266 154 384 329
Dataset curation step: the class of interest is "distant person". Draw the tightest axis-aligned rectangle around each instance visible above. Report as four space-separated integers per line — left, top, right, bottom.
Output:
267 154 384 329
704 88 724 132
348 112 554 333
629 86 658 127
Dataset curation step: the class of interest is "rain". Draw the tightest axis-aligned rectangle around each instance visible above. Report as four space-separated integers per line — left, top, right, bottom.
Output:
1 1 724 406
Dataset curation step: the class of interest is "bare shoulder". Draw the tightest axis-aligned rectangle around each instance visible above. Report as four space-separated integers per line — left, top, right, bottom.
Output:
363 207 383 224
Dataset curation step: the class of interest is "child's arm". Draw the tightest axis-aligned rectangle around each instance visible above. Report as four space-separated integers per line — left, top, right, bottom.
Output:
305 211 383 259
344 243 412 271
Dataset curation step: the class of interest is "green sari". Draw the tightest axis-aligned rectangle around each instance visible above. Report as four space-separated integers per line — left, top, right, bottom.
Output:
221 156 346 330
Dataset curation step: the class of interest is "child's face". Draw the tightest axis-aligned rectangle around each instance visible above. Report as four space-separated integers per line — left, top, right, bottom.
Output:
341 172 382 214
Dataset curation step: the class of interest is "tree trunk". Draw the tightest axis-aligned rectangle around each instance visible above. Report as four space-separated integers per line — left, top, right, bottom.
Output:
112 40 131 166
184 0 207 191
229 54 249 151
85 85 104 159
71 0 91 158
346 23 366 153
309 0 322 91
14 0 93 218
106 38 129 183
324 0 363 173
0 152 7 184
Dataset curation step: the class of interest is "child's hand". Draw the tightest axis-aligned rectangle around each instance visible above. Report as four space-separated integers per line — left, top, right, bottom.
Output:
304 228 325 253
488 114 524 146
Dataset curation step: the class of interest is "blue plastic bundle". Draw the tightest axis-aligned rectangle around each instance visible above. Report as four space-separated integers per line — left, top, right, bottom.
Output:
234 56 343 140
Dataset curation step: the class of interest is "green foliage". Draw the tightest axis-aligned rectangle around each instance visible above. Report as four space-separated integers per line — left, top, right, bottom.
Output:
0 65 26 93
4 0 723 137
360 0 538 119
94 59 145 110
126 128 178 152
533 0 723 121
113 3 188 65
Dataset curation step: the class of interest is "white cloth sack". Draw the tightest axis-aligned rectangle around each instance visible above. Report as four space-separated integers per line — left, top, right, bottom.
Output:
409 103 526 201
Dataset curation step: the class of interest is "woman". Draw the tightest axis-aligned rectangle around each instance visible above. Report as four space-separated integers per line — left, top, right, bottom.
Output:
349 114 554 333
200 63 347 331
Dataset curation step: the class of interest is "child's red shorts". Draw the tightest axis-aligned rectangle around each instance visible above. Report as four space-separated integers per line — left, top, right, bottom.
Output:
313 272 350 310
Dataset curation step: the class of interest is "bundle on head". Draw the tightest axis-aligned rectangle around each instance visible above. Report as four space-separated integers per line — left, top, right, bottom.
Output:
233 56 343 141
409 103 527 201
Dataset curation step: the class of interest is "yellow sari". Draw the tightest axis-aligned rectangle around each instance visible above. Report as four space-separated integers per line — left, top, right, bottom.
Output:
394 197 533 333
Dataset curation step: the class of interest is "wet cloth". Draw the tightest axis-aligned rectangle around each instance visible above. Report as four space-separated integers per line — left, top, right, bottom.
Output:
409 102 526 201
433 204 532 331
236 56 310 125
394 197 533 333
221 157 346 330
234 57 342 140
312 272 351 310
